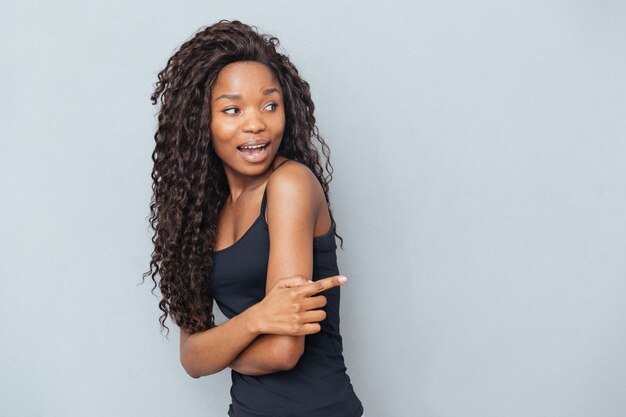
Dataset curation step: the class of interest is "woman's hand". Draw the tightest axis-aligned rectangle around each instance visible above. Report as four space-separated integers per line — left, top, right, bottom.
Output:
249 275 347 336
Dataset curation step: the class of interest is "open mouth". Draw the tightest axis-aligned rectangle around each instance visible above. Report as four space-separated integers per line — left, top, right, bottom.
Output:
237 143 269 155
236 142 270 162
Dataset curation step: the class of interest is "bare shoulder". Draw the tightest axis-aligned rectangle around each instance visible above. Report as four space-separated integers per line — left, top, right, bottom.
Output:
264 160 324 223
266 160 321 199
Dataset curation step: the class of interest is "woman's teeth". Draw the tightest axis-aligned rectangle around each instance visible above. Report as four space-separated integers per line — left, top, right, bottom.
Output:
238 143 268 153
239 144 267 150
237 142 269 162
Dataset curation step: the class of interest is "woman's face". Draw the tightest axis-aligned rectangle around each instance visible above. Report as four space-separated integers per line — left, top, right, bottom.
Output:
210 61 286 179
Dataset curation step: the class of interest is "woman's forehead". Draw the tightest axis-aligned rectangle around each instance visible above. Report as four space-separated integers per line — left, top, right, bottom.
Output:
212 61 281 97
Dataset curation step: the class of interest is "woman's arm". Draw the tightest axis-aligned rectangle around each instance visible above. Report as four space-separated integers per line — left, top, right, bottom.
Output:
180 273 341 378
227 334 302 375
228 162 323 375
179 304 262 378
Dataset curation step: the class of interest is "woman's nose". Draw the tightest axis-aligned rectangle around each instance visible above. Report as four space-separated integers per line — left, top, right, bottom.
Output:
242 110 266 133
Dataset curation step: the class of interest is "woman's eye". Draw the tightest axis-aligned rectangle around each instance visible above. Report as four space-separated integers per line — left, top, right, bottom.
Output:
224 108 239 115
266 103 278 111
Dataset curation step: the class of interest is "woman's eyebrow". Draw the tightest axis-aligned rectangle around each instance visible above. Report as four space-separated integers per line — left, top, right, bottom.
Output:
215 87 281 101
262 87 280 96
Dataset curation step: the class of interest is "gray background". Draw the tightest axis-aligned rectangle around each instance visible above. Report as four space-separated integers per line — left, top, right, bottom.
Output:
1 1 625 416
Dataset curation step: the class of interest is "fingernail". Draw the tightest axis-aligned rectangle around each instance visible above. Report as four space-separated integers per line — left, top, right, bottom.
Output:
307 279 314 283
338 276 347 283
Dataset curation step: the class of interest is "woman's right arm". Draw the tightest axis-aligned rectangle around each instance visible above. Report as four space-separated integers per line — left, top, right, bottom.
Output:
179 275 345 378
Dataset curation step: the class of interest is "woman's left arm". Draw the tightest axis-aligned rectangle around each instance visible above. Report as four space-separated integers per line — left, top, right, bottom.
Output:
228 162 321 375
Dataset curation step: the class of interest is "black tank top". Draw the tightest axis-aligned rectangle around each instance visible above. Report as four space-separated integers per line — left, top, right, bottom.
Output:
209 160 363 417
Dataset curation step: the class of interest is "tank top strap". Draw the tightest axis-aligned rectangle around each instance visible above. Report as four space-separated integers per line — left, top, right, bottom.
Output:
260 158 293 218
260 187 269 217
272 158 292 172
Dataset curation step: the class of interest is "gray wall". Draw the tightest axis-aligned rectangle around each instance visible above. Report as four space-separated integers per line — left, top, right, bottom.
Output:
2 1 625 416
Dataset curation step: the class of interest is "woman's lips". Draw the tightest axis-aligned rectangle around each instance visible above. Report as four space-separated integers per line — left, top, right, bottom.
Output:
237 143 269 163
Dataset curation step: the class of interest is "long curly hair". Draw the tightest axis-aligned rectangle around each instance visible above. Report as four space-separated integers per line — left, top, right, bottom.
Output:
142 20 343 337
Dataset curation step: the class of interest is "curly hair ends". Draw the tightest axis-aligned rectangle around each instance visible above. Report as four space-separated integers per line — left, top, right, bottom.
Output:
142 20 343 337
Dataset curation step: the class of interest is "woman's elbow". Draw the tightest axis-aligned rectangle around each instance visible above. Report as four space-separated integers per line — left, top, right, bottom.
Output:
180 354 202 378
180 348 220 378
181 357 222 378
275 336 304 371
281 353 301 371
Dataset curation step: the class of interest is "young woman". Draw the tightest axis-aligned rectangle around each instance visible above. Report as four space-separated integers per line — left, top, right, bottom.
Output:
145 20 364 417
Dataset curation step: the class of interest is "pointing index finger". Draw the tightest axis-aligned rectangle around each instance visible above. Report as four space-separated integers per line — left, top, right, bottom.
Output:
300 275 348 296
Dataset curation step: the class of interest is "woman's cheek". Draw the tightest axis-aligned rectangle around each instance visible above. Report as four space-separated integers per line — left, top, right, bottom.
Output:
210 118 232 145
